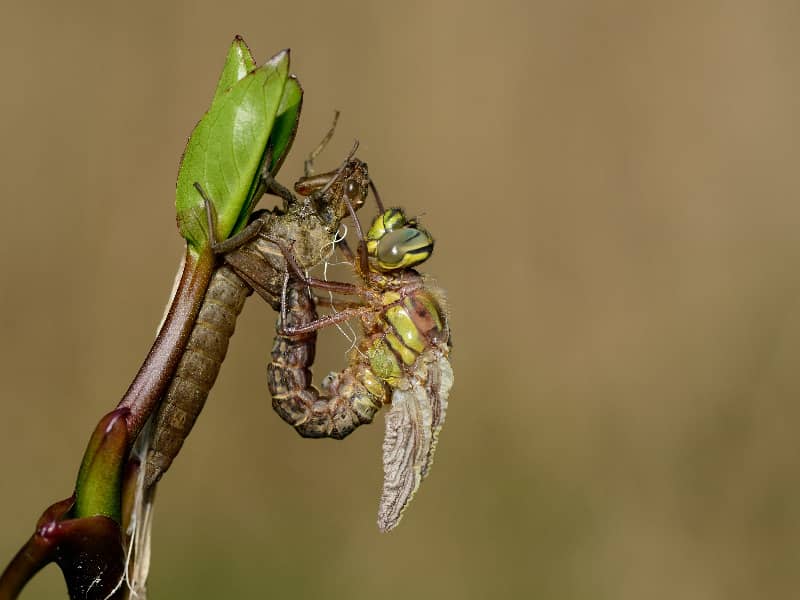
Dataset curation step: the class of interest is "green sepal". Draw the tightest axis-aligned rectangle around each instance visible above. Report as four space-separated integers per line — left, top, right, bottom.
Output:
212 36 256 105
175 49 291 253
73 408 129 522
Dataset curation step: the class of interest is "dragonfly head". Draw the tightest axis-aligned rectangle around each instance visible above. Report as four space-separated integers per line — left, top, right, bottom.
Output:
366 209 433 271
342 169 369 211
295 155 370 228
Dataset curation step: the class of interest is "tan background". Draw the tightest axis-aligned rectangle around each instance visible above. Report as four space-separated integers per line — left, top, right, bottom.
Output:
2 1 800 598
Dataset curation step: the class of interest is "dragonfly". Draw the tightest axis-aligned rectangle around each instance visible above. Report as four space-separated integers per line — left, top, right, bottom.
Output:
143 121 371 489
267 198 453 532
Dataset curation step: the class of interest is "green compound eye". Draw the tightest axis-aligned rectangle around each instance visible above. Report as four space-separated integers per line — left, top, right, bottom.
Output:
367 209 408 241
375 227 433 270
381 209 408 232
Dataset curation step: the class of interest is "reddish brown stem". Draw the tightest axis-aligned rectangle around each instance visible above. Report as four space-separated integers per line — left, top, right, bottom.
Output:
0 246 215 600
117 246 215 439
0 531 53 600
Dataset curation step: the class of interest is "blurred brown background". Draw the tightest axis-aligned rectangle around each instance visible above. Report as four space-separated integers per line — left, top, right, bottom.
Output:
1 1 799 598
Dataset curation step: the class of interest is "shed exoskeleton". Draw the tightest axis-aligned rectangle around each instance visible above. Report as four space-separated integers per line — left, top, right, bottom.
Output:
143 135 370 488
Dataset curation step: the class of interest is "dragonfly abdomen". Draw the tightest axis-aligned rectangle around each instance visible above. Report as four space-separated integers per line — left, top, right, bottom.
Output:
144 265 250 487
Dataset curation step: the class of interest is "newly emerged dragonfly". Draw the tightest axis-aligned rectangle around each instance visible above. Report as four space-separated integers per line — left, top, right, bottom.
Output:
268 203 453 531
143 128 371 488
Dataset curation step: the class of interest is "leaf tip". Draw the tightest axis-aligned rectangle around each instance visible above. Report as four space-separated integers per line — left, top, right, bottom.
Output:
265 48 290 68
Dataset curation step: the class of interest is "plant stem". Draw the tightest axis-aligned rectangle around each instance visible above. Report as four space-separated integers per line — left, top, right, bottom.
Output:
118 245 215 440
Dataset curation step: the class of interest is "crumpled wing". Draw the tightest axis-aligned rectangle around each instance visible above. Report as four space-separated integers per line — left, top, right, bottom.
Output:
377 351 453 532
421 353 452 478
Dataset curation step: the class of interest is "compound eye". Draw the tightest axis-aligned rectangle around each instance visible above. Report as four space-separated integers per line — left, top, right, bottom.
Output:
380 209 409 232
345 179 365 205
376 227 433 270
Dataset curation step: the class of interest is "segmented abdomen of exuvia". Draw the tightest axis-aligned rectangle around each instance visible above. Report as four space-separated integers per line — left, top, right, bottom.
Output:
144 265 251 488
268 280 384 439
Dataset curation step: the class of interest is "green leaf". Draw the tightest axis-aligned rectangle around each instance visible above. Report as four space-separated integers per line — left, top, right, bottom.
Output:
234 74 303 233
176 49 290 252
212 36 256 105
268 75 303 174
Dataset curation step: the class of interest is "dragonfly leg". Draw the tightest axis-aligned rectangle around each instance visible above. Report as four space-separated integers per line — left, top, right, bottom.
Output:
369 179 385 213
313 172 369 276
256 145 297 206
210 218 266 254
223 266 280 310
262 173 297 206
278 304 373 336
264 235 365 296
304 110 339 177
336 237 357 264
314 296 366 310
192 181 269 255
